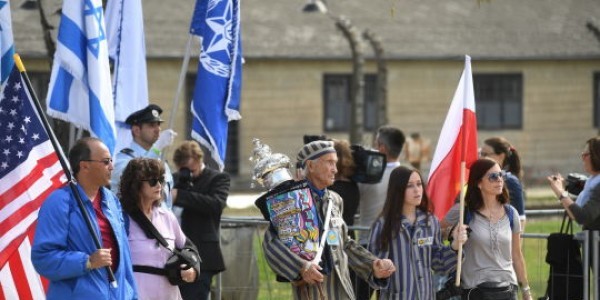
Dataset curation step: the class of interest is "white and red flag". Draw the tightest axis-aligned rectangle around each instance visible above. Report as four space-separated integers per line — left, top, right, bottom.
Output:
427 55 478 220
0 66 66 299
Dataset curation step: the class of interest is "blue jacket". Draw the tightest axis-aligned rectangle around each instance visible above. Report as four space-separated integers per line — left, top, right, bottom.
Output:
32 184 138 299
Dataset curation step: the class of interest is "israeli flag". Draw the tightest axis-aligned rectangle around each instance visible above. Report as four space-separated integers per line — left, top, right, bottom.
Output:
190 0 242 170
106 0 148 153
0 0 14 84
46 0 116 154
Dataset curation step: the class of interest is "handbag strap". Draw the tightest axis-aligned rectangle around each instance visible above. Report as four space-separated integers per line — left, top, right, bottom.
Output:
559 211 574 234
128 208 173 252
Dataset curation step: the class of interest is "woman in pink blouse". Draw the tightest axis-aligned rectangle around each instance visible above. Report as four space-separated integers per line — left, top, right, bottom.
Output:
120 158 198 300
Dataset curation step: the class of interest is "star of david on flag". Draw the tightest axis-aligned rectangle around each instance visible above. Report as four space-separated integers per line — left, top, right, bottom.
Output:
190 0 242 170
0 66 66 299
46 0 116 154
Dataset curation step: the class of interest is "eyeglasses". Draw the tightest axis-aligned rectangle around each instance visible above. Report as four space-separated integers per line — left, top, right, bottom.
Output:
82 158 113 165
487 171 506 182
581 152 591 159
142 177 165 187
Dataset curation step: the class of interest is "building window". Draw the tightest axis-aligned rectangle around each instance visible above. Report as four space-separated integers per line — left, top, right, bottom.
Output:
323 74 378 132
186 74 239 175
594 72 600 128
473 73 523 130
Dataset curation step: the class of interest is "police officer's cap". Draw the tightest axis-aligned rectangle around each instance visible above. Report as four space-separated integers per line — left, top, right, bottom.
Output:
125 104 164 125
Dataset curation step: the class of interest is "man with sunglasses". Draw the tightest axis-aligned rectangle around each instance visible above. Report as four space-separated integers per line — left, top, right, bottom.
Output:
32 137 138 299
111 104 177 209
171 141 230 300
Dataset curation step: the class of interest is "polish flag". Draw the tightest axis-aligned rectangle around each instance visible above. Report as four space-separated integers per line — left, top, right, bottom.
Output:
427 55 478 220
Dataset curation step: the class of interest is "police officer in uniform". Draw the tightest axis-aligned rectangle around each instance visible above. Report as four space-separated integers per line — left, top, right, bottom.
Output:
110 104 177 208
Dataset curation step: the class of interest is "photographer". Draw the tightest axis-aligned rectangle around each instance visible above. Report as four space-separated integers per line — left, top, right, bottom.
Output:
172 141 231 300
548 136 600 228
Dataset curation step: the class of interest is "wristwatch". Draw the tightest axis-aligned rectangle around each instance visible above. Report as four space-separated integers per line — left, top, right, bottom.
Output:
558 191 569 201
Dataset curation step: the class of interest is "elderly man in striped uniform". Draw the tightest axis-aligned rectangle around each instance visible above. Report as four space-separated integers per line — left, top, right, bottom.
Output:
262 140 396 299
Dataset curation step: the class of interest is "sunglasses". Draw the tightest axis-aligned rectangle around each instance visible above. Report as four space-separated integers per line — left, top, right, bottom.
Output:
142 177 165 187
82 158 113 165
486 171 506 182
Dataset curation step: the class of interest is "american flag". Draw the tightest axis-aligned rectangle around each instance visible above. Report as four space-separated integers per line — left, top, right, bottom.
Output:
0 66 66 299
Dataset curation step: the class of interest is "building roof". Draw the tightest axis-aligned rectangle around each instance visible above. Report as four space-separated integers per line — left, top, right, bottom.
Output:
10 0 600 60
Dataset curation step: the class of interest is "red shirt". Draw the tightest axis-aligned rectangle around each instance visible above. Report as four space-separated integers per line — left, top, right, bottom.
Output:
92 192 119 272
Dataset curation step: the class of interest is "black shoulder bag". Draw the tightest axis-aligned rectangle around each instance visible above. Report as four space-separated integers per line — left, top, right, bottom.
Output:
129 209 201 285
543 212 583 300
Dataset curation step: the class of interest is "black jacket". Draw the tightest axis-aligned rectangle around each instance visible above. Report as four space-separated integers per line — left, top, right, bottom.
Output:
173 167 230 272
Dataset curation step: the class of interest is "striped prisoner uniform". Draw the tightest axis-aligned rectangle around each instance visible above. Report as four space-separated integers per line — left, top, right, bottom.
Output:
368 210 458 300
262 187 388 300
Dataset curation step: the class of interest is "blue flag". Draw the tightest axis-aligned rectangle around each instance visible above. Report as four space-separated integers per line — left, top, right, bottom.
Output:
0 0 14 84
46 0 116 154
106 0 148 152
190 0 242 170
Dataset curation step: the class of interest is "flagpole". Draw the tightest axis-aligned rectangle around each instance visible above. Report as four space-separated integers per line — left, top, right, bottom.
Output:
455 55 470 287
13 54 118 288
162 35 194 161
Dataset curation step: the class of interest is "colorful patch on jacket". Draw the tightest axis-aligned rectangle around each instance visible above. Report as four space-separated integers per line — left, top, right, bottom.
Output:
266 187 320 260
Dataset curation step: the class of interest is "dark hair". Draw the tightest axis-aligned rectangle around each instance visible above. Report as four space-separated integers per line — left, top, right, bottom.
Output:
375 166 431 251
465 158 509 211
377 126 406 158
173 141 204 168
333 139 355 179
484 137 522 179
69 137 102 177
587 137 600 172
119 158 165 213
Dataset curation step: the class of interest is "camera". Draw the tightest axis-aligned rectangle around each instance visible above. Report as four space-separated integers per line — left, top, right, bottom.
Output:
436 274 462 300
564 173 588 196
302 135 386 184
174 167 193 190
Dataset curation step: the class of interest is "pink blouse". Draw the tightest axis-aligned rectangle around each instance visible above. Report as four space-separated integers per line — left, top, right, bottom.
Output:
129 207 187 300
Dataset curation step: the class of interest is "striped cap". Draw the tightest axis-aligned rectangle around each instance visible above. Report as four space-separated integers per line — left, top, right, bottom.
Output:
297 140 336 167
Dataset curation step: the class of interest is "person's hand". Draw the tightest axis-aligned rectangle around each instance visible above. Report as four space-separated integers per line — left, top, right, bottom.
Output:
154 129 178 151
451 224 469 250
89 248 112 269
300 262 324 284
180 265 197 283
547 174 565 197
372 259 396 279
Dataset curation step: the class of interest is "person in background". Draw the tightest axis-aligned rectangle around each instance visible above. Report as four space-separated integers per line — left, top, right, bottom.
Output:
330 139 359 238
111 104 177 208
172 141 230 300
403 132 431 171
444 158 531 300
548 136 600 291
120 158 199 300
357 125 405 298
480 137 527 230
368 166 468 299
549 136 600 214
31 137 138 299
262 140 396 299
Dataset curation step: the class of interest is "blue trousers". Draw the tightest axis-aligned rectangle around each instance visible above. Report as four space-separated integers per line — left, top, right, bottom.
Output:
180 271 217 300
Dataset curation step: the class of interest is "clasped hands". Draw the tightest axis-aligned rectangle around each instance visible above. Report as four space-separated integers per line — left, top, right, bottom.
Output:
301 258 397 285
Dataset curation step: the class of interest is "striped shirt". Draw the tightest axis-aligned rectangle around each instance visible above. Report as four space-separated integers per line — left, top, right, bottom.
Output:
262 187 387 300
368 210 458 300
